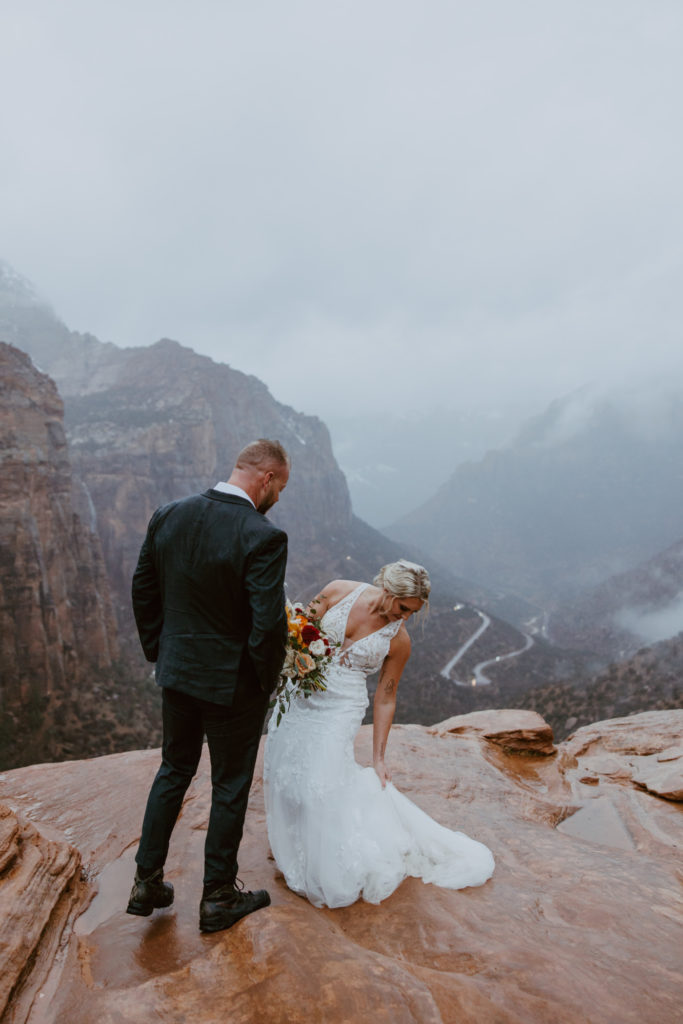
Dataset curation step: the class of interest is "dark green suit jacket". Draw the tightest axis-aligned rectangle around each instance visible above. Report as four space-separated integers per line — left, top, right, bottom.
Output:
132 489 288 705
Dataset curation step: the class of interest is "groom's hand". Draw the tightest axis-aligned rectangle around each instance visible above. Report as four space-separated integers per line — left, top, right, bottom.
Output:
373 759 391 788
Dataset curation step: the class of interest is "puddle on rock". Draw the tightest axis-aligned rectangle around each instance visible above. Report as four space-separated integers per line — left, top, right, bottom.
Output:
73 831 216 990
557 796 635 851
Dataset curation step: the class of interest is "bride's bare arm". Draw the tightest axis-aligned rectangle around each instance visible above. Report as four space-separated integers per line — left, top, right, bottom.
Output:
372 629 411 787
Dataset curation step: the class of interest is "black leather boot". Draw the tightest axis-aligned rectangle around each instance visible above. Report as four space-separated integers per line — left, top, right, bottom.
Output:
126 868 174 916
199 881 270 933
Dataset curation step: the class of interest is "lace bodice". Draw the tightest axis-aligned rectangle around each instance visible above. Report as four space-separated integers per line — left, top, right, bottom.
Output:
321 583 404 676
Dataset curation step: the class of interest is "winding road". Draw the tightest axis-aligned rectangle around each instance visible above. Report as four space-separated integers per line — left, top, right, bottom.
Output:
471 631 534 685
440 607 535 686
439 609 490 682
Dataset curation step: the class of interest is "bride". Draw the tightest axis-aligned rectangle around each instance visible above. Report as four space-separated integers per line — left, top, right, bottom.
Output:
264 559 495 908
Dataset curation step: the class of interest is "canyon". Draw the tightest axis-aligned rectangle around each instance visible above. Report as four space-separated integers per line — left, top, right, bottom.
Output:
1 260 681 769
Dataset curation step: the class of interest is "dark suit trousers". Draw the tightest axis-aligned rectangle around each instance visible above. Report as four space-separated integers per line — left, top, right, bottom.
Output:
135 685 269 890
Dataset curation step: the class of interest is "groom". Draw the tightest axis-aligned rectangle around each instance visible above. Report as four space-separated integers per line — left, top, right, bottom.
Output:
127 439 290 933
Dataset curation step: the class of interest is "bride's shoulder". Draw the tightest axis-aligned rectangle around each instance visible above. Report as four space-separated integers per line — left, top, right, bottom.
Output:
323 579 363 602
387 623 412 666
308 578 361 617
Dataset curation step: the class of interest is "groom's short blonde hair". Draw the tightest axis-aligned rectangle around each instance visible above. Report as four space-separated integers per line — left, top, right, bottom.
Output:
235 439 290 471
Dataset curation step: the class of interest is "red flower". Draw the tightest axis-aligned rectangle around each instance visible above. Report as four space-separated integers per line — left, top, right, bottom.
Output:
301 623 321 644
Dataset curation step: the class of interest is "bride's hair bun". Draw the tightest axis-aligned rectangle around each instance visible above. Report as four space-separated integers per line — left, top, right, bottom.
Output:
373 560 431 603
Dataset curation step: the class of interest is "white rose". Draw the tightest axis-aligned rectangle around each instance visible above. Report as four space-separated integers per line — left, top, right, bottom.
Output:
308 639 326 656
283 649 296 674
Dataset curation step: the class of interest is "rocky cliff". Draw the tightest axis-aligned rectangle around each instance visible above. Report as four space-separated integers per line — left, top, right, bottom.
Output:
0 709 680 1023
2 264 500 767
58 336 354 643
1 261 678 772
0 263 356 625
1 264 508 734
0 343 120 765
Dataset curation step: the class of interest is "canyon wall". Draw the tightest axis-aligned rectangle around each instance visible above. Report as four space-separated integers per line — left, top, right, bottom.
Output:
59 338 353 640
0 343 118 756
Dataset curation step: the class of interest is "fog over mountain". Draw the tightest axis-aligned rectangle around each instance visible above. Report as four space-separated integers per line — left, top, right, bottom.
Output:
1 1 682 510
551 535 683 659
387 385 683 604
1 260 522 765
3 258 682 770
327 408 523 525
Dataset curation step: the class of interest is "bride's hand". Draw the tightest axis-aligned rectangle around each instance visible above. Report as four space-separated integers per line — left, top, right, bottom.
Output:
373 758 391 788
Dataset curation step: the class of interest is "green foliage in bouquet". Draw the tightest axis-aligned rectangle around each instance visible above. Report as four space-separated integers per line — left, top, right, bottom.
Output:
270 600 338 726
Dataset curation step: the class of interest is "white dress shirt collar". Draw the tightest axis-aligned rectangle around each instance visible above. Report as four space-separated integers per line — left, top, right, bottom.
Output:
213 481 255 508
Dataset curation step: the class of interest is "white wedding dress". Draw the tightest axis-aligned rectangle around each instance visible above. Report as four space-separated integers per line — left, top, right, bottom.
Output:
264 583 495 908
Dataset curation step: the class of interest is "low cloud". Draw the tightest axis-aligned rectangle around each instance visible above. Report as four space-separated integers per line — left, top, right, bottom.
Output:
615 594 683 645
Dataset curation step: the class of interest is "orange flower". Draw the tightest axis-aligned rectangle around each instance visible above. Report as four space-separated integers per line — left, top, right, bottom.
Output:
293 651 316 676
286 606 305 639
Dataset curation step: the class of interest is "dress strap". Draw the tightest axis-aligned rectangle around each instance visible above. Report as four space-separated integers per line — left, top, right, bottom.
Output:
337 583 368 635
385 617 404 639
348 582 368 605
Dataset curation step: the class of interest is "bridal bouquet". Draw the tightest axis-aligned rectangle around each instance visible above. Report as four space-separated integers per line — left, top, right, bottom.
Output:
270 600 337 726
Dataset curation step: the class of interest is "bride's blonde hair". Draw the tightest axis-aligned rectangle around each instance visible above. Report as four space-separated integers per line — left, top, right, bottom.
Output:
373 560 431 608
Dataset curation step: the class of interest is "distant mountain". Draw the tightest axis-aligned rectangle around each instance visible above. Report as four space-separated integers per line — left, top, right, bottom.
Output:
327 407 520 527
0 260 534 617
550 535 683 659
386 387 683 604
2 261 542 766
3 260 676 769
0 259 123 391
0 262 351 618
517 632 683 741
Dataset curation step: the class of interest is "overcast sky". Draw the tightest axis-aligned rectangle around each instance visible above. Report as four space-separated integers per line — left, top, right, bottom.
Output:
1 0 682 422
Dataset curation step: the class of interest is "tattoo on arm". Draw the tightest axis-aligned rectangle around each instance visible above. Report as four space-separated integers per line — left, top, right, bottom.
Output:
383 676 396 695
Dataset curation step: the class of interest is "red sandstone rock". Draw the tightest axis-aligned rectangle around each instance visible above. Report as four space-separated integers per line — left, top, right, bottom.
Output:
0 804 83 1021
431 708 557 756
557 709 683 803
0 343 118 765
0 709 681 1023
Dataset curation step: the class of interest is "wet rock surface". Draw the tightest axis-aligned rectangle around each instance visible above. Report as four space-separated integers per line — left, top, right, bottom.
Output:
559 710 683 802
0 804 83 1022
0 709 681 1023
